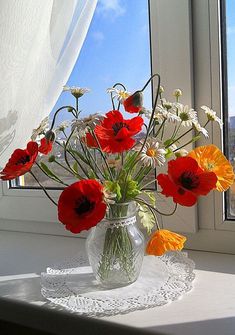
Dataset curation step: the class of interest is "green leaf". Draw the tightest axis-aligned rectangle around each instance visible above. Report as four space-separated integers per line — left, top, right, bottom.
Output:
123 151 138 170
72 161 79 174
138 204 155 234
164 139 174 147
192 135 201 143
70 149 89 165
88 170 97 179
124 178 141 200
40 162 62 183
105 181 122 201
135 166 152 184
165 148 174 159
143 191 156 207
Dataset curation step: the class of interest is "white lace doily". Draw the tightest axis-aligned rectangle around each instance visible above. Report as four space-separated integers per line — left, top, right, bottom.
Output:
41 251 195 317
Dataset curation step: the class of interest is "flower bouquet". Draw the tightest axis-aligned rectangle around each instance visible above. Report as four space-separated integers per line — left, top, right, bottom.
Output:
1 74 234 288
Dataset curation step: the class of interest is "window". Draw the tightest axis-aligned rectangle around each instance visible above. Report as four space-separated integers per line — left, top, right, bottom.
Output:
0 0 152 236
12 0 152 189
222 0 235 219
2 0 235 253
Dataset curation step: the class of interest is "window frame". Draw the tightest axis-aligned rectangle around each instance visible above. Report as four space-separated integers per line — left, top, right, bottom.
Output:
184 0 235 253
2 0 235 253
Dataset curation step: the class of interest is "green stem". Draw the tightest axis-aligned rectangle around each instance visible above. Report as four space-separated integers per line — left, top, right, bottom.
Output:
166 127 193 148
54 159 81 178
50 105 77 130
91 130 114 180
140 179 157 190
35 162 68 186
136 197 178 216
155 118 166 138
64 129 90 178
29 171 58 206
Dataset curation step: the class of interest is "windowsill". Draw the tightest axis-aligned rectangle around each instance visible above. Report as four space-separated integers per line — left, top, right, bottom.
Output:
1 230 235 335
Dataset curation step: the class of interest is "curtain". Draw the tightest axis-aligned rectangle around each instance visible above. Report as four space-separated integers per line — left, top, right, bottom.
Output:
0 0 97 168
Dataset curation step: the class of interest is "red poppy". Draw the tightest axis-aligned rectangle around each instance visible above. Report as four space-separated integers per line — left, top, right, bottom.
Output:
58 179 107 234
38 137 53 155
38 130 55 155
95 110 143 153
83 132 106 149
123 91 143 113
156 156 217 206
0 141 38 180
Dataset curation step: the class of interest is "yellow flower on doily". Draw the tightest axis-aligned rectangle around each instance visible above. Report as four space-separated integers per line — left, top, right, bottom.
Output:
146 229 186 256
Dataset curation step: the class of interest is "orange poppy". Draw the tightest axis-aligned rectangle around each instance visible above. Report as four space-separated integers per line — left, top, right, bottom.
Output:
188 145 235 192
146 229 186 256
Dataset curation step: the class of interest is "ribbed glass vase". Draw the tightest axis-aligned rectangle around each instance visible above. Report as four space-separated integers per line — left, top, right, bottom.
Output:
86 201 145 288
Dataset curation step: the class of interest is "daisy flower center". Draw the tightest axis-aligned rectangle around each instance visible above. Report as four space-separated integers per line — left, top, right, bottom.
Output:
75 196 95 215
119 91 129 100
146 148 156 157
179 112 190 121
180 171 200 190
112 122 129 135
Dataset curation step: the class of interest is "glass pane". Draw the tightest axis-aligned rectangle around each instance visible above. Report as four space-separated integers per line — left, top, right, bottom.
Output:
223 0 235 218
12 0 152 189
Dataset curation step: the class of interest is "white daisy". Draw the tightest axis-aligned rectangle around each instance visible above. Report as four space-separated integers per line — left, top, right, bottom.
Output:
71 113 104 134
107 87 131 103
155 105 181 123
161 98 173 110
174 103 197 127
192 120 209 138
55 121 70 134
63 86 90 98
31 116 49 141
136 138 167 168
201 105 223 128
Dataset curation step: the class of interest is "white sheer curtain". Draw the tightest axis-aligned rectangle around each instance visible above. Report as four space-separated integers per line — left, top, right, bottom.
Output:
0 0 97 168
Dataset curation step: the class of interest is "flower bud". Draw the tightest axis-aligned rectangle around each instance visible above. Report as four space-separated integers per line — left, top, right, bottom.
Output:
45 130 56 142
48 155 56 163
123 91 143 113
173 89 183 98
175 149 188 157
159 86 164 94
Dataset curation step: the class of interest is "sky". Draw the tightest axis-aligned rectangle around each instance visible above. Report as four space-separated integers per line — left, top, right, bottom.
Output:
52 0 151 125
227 0 235 117
51 0 235 122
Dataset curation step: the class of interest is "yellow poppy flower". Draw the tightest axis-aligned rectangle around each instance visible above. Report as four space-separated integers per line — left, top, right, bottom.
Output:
146 229 186 256
188 145 234 192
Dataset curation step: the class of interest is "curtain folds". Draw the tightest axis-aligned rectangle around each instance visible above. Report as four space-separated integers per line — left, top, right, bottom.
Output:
0 0 97 168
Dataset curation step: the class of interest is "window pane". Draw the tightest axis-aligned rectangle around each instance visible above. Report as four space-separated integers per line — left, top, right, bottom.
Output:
223 0 235 218
12 0 151 189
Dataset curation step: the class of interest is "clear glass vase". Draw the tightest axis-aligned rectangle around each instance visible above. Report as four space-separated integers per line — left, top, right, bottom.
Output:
86 201 145 288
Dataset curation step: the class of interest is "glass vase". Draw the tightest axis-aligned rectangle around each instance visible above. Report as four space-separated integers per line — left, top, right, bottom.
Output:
86 201 145 288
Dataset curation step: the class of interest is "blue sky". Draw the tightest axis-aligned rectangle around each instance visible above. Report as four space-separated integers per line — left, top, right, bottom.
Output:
52 0 235 122
227 0 235 116
52 0 151 125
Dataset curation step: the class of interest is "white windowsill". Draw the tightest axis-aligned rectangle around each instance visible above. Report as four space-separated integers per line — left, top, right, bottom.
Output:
0 229 235 335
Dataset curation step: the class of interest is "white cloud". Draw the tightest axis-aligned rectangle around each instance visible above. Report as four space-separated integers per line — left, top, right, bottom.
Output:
97 0 126 18
92 31 105 43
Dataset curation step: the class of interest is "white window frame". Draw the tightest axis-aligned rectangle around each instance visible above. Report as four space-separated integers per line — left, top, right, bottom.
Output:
0 0 196 236
150 0 235 253
1 0 235 253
